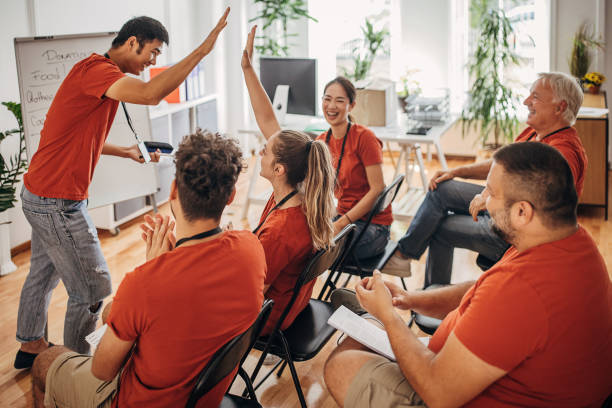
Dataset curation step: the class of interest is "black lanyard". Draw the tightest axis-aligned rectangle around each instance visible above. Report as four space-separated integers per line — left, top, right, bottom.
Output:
526 126 571 142
104 52 140 143
253 190 298 234
325 122 352 182
175 226 223 248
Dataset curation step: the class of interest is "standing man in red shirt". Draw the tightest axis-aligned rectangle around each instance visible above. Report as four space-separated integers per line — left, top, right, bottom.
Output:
325 142 612 407
15 9 230 368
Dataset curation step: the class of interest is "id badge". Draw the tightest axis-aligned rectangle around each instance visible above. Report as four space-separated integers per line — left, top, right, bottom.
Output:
137 141 151 163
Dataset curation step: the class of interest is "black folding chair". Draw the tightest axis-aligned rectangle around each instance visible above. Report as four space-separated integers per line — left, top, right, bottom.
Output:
248 224 355 408
185 299 275 408
318 175 405 300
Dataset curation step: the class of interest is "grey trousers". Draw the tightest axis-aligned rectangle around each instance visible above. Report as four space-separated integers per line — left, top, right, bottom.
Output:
17 186 112 353
396 180 509 286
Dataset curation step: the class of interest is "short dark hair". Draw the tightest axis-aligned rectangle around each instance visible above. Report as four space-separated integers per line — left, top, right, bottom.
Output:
111 16 169 49
174 130 244 221
324 76 357 104
493 142 577 227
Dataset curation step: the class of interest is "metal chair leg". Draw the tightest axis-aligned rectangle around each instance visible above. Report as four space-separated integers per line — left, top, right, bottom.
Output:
279 333 307 408
276 360 287 377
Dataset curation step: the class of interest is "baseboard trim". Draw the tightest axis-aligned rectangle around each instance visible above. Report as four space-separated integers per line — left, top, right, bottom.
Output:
11 241 31 257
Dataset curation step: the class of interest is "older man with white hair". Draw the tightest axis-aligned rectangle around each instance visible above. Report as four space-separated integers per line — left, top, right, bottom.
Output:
383 72 587 285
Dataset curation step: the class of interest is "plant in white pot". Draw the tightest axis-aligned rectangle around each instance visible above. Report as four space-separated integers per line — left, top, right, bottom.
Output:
0 102 28 276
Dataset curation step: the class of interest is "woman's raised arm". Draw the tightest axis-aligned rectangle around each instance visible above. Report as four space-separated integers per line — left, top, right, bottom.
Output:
241 26 281 139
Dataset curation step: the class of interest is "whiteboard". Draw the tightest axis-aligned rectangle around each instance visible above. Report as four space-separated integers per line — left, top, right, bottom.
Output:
14 32 158 209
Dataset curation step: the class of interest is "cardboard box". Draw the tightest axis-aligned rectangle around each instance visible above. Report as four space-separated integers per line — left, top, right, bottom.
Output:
149 66 186 103
351 79 397 127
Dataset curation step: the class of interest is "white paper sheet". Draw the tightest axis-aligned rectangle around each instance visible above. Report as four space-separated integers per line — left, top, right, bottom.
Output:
85 324 107 350
578 107 609 118
328 306 430 361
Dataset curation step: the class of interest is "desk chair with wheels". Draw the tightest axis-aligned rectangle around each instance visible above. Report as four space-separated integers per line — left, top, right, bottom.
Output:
185 299 275 408
248 224 355 408
318 175 406 301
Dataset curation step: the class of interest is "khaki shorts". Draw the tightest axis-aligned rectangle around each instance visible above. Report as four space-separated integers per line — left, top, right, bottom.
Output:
44 352 119 408
345 355 427 408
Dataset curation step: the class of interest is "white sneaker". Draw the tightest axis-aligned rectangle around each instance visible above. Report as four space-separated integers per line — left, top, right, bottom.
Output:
263 354 281 366
381 253 412 277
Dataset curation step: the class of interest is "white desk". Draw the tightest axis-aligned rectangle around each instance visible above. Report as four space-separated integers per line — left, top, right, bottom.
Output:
238 115 456 221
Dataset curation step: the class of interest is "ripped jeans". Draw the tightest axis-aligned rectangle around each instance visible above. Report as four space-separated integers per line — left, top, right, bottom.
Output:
17 186 112 354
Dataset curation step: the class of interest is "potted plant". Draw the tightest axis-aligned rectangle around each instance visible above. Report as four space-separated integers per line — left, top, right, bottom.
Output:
582 72 606 94
250 0 318 57
344 18 389 82
0 102 28 276
397 69 421 113
461 3 520 149
569 22 604 82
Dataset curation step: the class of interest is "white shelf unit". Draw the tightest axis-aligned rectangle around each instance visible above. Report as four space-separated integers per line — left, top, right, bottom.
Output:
90 95 218 234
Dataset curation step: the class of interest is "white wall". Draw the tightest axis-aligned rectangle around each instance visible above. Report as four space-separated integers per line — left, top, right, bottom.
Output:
397 0 451 94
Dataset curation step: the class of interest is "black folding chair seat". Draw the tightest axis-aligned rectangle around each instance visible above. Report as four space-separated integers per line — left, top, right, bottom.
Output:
476 253 497 271
220 392 262 408
254 299 336 361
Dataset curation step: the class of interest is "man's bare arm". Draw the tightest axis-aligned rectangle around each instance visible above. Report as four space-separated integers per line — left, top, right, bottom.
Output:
91 327 134 381
105 8 229 105
385 280 474 320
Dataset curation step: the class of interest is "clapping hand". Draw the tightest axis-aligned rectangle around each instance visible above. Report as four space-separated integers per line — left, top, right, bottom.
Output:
140 214 176 261
355 270 396 323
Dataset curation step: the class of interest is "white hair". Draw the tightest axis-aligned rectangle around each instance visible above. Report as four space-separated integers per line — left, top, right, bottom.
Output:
536 72 584 125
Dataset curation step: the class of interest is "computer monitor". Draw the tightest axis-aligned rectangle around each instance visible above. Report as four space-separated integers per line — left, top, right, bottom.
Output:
259 57 317 118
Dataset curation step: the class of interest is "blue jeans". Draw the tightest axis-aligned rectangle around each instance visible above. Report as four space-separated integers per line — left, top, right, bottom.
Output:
336 215 390 260
17 186 112 354
396 180 509 286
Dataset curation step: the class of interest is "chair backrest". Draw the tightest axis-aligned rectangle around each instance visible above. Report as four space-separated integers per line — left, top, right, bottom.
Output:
269 224 356 335
345 174 404 256
185 299 275 408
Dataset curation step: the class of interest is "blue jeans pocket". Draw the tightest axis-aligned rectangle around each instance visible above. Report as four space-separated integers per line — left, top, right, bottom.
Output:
22 207 61 247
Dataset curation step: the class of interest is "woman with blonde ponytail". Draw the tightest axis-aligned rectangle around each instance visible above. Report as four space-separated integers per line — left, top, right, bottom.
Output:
241 27 335 334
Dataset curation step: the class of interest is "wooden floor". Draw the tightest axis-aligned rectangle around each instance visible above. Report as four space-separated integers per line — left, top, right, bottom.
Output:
1 153 610 407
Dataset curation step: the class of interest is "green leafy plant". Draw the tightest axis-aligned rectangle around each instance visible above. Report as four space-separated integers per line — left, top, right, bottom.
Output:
461 3 520 149
344 18 389 82
569 21 604 80
250 0 318 57
0 102 28 213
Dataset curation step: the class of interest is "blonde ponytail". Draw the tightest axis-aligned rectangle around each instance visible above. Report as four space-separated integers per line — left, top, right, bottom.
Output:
273 131 335 250
303 140 335 250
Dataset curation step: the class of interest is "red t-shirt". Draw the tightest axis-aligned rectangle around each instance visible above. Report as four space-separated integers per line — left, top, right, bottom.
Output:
106 231 266 408
317 123 393 225
24 53 125 200
256 196 314 335
514 126 587 196
429 226 612 407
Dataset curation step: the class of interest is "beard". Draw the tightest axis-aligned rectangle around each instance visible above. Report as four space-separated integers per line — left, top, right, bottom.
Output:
489 208 516 244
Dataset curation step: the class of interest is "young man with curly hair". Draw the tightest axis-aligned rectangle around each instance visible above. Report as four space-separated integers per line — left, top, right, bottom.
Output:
30 131 267 408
